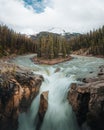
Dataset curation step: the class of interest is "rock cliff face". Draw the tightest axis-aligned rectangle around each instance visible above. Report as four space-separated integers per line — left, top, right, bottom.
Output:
36 91 49 130
68 76 104 130
38 91 48 122
0 71 43 130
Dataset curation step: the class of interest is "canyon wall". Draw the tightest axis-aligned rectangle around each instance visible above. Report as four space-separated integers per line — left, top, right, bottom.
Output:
68 75 104 130
0 70 43 130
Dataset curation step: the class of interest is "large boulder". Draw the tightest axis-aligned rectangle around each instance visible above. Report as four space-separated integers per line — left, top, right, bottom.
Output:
54 68 61 73
35 91 48 130
38 91 49 121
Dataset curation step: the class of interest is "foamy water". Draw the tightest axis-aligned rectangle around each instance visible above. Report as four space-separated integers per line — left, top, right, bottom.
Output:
12 54 104 130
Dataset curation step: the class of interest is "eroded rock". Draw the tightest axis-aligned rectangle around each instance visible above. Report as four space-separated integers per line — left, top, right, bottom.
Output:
38 91 49 121
0 71 43 130
35 91 49 130
68 79 104 130
54 68 61 73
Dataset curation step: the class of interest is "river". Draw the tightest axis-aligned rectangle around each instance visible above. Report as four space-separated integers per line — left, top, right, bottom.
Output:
12 54 104 130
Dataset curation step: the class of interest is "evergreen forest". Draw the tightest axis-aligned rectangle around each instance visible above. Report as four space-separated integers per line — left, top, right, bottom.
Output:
0 24 104 58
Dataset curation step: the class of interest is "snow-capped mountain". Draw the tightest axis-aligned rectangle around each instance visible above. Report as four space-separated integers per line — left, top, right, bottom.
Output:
26 27 81 40
47 27 66 34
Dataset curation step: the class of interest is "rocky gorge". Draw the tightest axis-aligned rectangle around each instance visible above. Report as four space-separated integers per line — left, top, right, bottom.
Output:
0 54 104 130
38 67 104 130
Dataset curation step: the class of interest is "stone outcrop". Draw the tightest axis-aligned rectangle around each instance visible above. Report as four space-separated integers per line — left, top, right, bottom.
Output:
38 91 49 121
0 71 43 130
68 77 104 130
54 68 61 73
36 91 49 130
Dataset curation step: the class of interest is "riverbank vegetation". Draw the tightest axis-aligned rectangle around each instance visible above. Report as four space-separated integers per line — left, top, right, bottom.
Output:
0 24 104 59
69 26 104 56
37 33 69 59
0 25 37 57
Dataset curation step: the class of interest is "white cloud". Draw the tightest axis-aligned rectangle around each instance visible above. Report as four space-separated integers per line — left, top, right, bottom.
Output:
0 0 104 34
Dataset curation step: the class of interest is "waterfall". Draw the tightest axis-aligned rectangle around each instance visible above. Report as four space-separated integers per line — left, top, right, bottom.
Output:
40 73 80 130
18 95 40 130
13 54 104 130
18 71 80 130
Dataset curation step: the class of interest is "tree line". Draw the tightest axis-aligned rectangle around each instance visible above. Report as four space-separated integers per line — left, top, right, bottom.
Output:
37 26 104 58
0 25 37 57
68 26 104 55
37 33 70 59
0 25 70 59
0 24 104 58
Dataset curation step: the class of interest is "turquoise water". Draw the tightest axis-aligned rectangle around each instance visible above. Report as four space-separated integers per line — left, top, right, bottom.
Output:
12 54 104 130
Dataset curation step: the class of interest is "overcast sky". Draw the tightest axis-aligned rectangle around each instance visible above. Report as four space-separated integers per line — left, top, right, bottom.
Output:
0 0 104 34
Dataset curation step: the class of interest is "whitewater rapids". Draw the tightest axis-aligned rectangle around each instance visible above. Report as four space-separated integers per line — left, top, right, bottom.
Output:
12 54 104 130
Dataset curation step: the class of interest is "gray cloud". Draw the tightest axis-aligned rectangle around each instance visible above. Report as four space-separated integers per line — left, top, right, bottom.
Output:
0 0 104 34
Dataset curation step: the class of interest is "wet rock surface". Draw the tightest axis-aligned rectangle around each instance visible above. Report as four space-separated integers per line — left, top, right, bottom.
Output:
36 91 49 130
0 70 43 130
38 91 48 121
68 70 104 130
